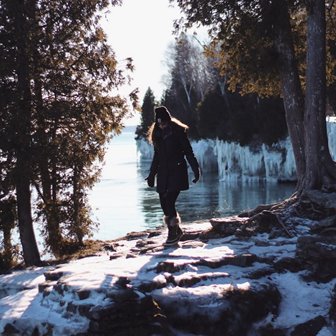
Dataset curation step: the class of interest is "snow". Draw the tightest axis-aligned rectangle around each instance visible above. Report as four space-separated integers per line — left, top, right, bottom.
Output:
272 272 333 328
137 119 336 182
1 220 336 335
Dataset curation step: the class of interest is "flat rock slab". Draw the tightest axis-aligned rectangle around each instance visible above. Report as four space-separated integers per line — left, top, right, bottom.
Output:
210 216 248 234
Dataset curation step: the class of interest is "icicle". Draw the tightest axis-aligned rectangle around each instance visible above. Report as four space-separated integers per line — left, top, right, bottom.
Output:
136 119 336 183
136 138 153 160
327 116 336 161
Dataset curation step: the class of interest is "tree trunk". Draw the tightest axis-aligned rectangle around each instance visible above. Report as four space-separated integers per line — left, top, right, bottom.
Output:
73 164 82 244
0 199 16 268
272 0 306 190
13 0 41 266
304 0 336 190
31 11 63 256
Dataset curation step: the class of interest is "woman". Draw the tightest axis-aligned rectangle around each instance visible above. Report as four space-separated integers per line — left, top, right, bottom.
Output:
146 106 201 245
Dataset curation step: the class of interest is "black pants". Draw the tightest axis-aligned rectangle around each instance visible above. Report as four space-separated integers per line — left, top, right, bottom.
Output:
159 191 180 218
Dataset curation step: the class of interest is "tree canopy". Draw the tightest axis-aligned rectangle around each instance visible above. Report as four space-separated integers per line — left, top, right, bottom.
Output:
171 0 336 193
138 32 288 145
0 0 135 266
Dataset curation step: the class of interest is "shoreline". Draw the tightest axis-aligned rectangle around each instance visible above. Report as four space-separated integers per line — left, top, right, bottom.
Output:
1 212 335 335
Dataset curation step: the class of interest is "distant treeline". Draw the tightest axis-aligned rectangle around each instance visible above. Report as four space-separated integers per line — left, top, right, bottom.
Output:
137 85 287 147
136 34 336 147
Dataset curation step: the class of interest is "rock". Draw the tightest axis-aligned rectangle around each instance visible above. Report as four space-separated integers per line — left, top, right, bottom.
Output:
147 229 162 238
210 216 248 235
290 315 326 336
2 323 20 335
126 252 137 258
328 284 336 321
310 215 336 234
178 240 205 248
156 261 188 273
109 252 124 260
78 304 94 319
180 230 204 241
297 235 336 259
38 280 55 293
125 231 149 240
174 272 229 287
44 271 64 281
296 235 336 281
138 279 168 292
247 266 274 279
296 191 336 220
227 282 281 324
153 282 281 336
199 253 257 268
85 293 171 336
114 276 130 289
273 257 303 273
77 289 91 300
102 244 116 252
301 191 336 211
256 324 287 336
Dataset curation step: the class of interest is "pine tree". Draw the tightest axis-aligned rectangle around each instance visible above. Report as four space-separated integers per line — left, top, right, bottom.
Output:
0 0 135 263
135 87 156 140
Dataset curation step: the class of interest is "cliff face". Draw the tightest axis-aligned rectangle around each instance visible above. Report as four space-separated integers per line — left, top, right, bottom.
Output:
137 118 336 183
1 193 336 336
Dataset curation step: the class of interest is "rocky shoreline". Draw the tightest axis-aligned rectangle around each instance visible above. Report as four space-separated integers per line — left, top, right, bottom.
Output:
1 206 336 335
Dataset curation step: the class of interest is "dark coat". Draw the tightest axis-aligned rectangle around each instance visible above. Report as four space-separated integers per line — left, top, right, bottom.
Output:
149 121 199 193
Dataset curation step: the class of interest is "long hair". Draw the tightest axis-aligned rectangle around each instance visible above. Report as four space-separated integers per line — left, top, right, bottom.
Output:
147 117 189 145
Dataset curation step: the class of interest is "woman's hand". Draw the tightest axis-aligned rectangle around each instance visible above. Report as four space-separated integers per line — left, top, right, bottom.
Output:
145 174 155 187
192 168 201 183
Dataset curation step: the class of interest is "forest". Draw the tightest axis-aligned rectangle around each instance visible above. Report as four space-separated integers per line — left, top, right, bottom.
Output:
1 0 336 268
136 35 289 146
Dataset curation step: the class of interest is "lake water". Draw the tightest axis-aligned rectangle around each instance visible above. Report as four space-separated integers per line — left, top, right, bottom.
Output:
89 126 295 240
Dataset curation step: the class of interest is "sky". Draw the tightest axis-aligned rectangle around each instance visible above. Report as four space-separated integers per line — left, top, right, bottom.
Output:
101 0 182 103
0 220 334 335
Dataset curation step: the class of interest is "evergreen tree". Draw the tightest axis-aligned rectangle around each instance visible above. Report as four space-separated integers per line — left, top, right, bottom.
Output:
0 0 134 263
197 88 230 140
12 0 41 266
135 87 156 140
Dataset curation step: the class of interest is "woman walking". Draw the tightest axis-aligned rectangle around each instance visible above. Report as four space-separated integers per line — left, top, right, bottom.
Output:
146 106 201 245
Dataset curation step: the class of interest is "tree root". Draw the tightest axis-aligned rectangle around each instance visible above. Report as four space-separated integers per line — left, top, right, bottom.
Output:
236 190 336 238
274 213 293 237
238 193 297 218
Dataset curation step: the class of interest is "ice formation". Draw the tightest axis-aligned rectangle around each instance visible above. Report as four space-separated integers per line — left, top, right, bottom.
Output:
136 118 336 183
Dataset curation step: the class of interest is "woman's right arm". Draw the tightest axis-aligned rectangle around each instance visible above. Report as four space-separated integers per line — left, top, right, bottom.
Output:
149 148 159 176
146 148 159 187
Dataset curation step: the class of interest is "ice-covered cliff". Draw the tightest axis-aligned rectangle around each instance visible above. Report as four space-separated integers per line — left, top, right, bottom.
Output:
136 117 336 183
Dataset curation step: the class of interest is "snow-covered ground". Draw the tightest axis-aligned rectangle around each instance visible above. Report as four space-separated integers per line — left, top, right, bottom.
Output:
0 220 335 335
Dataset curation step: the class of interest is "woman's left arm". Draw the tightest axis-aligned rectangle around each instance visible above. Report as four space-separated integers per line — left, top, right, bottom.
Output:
179 129 201 183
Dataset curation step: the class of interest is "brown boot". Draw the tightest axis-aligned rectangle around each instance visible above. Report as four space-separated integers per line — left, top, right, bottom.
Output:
165 214 183 246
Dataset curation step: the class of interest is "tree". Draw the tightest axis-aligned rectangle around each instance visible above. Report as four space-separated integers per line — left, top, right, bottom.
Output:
197 82 287 145
172 0 336 194
12 0 41 266
135 87 156 140
162 34 215 137
0 0 134 264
